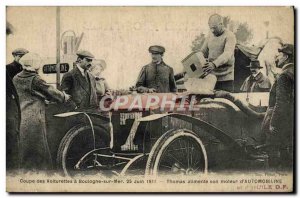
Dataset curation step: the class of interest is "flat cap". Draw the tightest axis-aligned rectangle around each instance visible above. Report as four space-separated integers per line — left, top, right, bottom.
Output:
76 50 95 59
278 44 294 56
148 45 165 54
246 59 263 69
12 48 29 55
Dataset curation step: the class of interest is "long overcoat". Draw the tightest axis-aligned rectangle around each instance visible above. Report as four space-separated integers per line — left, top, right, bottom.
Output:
13 70 65 171
261 63 294 147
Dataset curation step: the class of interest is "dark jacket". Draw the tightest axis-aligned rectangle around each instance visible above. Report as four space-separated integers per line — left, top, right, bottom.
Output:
7 61 23 80
13 69 66 171
262 63 294 146
240 72 271 92
6 70 21 170
136 61 177 93
61 66 98 109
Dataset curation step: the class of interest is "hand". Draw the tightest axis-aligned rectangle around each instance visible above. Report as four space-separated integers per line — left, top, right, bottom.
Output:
137 87 148 93
148 88 157 93
45 100 51 105
203 62 216 73
64 92 71 102
104 91 114 101
105 89 113 96
175 72 186 79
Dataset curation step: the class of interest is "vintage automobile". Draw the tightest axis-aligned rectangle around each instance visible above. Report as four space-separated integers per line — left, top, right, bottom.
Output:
48 90 269 177
43 41 277 177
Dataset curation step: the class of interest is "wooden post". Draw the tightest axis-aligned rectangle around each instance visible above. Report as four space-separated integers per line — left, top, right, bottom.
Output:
56 7 61 89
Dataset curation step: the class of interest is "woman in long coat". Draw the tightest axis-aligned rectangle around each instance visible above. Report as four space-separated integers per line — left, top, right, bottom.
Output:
13 53 70 171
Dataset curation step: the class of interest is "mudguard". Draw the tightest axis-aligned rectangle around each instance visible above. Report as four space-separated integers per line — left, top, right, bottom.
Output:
54 111 110 122
138 113 242 151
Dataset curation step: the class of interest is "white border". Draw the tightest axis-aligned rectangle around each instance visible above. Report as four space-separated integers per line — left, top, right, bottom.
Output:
1 0 298 197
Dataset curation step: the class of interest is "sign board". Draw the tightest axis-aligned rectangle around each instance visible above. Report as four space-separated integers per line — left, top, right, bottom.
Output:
42 63 70 74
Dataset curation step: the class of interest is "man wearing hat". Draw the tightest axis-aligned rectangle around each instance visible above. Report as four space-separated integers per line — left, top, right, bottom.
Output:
61 50 98 109
136 45 177 93
261 44 294 170
200 14 236 92
7 48 29 79
240 59 271 92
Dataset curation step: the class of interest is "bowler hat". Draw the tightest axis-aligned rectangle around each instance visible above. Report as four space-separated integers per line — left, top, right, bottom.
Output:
278 44 294 57
76 50 95 59
149 45 165 54
12 48 29 56
246 60 263 69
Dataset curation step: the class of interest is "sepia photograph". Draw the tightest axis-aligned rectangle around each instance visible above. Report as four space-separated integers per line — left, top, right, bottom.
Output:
5 6 295 192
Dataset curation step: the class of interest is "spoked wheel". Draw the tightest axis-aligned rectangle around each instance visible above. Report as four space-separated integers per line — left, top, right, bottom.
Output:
146 129 208 176
120 154 148 176
57 124 110 177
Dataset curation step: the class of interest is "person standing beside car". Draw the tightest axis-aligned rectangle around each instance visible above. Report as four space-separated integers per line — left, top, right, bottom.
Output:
200 14 236 92
13 52 71 171
240 59 271 92
261 44 294 170
89 59 110 98
136 45 177 93
6 22 22 171
61 50 98 109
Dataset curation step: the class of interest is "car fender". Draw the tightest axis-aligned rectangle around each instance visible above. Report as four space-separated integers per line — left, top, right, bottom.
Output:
139 113 242 151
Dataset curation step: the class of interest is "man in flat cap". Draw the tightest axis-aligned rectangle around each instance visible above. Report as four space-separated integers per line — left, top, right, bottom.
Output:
261 44 294 170
7 48 29 79
240 59 271 92
61 50 98 109
136 45 177 93
200 14 236 92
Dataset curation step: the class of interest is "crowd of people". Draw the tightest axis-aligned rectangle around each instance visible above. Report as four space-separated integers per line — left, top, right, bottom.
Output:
6 13 294 172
